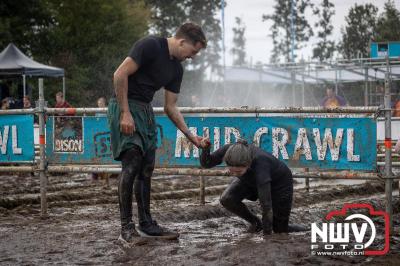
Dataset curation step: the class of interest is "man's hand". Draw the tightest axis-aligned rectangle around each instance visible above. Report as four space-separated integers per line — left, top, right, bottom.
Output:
199 137 211 149
192 136 210 149
120 111 135 135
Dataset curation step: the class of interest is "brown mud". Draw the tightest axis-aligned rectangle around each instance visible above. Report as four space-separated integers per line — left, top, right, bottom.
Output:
0 173 399 265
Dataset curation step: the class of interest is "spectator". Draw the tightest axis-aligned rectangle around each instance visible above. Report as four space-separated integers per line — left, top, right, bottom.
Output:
54 92 72 116
55 92 72 108
97 97 107 108
395 139 400 153
393 98 400 117
320 87 347 108
23 96 33 108
95 97 107 117
91 96 109 183
1 97 10 110
190 94 200 107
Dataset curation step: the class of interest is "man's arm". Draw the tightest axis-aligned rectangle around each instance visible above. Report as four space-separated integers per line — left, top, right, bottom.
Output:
164 90 206 148
113 57 139 135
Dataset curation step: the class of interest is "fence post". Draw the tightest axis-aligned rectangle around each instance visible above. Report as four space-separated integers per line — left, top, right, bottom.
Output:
305 168 310 192
199 176 205 205
38 78 48 217
384 56 393 233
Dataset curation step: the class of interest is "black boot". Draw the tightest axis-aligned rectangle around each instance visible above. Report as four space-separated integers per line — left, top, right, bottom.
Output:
118 222 139 244
137 220 179 238
134 179 153 225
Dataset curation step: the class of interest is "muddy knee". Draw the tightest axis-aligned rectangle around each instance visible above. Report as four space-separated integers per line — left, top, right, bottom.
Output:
120 147 143 179
140 164 154 180
220 194 236 209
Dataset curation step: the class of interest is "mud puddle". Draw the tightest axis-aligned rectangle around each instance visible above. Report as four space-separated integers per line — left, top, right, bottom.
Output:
1 173 400 265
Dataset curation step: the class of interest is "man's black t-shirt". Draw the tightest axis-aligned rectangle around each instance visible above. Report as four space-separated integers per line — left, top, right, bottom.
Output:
127 36 183 103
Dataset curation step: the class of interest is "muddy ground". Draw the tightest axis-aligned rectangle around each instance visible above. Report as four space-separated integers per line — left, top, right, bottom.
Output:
0 173 399 266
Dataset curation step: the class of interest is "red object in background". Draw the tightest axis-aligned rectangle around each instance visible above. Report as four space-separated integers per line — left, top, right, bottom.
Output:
384 138 392 149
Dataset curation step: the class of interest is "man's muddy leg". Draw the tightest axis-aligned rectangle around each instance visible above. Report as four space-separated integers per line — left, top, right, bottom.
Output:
119 146 143 226
135 149 156 225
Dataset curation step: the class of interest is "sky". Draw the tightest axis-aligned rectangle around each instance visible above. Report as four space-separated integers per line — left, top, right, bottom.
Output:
223 0 395 65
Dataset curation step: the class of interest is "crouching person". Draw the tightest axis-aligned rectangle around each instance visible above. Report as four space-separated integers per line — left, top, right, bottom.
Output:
200 139 304 235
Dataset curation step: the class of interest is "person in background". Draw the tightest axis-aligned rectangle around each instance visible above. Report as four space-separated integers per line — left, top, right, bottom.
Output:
91 96 110 185
320 87 347 108
96 97 107 116
55 92 72 108
1 97 10 110
190 94 201 107
23 96 33 108
54 92 72 116
392 97 400 117
395 139 400 154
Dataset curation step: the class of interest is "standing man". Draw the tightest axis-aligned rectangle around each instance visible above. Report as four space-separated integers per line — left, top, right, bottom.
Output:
109 22 208 244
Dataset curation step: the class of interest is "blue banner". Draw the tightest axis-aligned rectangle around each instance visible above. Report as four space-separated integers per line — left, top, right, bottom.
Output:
157 116 376 171
46 116 114 164
0 115 34 162
46 115 376 170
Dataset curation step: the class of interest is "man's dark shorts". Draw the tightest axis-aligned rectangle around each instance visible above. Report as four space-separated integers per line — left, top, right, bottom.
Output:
107 98 157 161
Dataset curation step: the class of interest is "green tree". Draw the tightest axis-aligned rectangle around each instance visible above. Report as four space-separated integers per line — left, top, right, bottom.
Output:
43 0 150 106
0 0 54 55
312 0 335 61
374 0 400 41
230 17 247 66
339 3 378 59
1 0 150 106
263 0 314 63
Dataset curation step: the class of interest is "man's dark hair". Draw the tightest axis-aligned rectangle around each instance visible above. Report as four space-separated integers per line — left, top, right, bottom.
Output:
175 22 207 48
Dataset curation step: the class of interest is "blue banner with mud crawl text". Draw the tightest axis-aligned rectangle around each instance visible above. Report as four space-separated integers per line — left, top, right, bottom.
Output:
0 115 34 163
156 115 376 171
45 115 376 171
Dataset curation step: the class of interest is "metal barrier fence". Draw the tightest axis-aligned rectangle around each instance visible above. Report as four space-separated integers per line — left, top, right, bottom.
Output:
0 77 398 232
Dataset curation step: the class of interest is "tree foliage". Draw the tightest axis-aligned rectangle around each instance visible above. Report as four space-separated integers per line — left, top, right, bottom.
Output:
230 17 246 66
312 0 335 61
339 3 378 59
0 0 54 55
0 0 150 106
263 0 314 63
374 0 400 42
